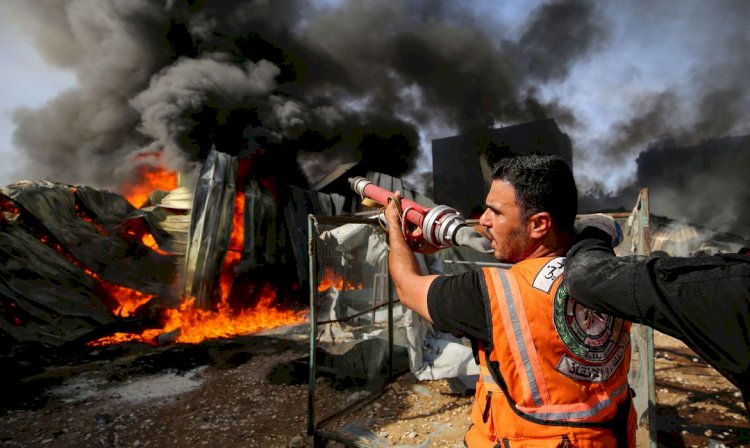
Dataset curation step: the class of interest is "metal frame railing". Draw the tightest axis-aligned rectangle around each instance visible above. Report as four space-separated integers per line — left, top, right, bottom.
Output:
306 215 396 447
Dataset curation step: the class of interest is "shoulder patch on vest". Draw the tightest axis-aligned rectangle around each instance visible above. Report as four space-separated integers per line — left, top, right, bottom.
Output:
532 257 565 293
553 284 629 383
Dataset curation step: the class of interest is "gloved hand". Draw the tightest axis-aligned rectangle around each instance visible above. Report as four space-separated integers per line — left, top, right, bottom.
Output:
575 213 623 247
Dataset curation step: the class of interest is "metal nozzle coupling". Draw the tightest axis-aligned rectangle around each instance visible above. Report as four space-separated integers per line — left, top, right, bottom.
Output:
422 205 466 248
348 177 371 198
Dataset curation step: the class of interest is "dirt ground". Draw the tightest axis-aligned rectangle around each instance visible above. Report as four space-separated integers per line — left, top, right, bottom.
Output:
1 328 748 448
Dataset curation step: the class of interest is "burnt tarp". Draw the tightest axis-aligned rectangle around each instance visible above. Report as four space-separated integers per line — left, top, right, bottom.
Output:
0 220 108 347
182 149 238 309
0 181 176 349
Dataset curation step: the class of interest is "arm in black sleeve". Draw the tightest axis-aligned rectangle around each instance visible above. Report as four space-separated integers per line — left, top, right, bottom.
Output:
427 270 490 344
566 227 750 391
565 227 649 324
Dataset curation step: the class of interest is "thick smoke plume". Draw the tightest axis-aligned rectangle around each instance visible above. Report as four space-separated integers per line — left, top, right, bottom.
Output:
575 2 750 169
1 0 604 192
5 0 748 237
576 1 750 236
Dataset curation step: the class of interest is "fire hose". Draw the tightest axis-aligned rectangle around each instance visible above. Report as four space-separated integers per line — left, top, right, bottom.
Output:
348 176 492 254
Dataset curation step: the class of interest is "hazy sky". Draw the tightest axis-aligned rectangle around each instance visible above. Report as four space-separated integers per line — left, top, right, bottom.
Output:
0 21 76 185
0 1 748 194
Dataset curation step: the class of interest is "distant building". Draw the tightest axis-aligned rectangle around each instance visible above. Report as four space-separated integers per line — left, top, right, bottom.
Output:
635 135 750 236
431 119 573 217
636 135 750 188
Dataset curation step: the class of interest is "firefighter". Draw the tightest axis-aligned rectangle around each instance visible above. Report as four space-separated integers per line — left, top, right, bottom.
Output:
566 214 750 419
385 154 636 447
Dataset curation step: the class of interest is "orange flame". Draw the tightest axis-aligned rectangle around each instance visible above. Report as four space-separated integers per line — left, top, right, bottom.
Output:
173 287 305 344
105 284 156 317
218 193 245 300
89 189 308 347
121 166 178 208
317 268 363 292
72 186 167 257
140 233 169 255
1 194 21 223
89 285 307 346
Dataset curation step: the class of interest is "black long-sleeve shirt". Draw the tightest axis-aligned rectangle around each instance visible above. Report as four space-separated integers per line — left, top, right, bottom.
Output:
565 228 750 404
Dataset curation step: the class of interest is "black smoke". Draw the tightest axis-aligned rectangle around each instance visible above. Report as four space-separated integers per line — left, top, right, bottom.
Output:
1 0 605 192
576 1 750 235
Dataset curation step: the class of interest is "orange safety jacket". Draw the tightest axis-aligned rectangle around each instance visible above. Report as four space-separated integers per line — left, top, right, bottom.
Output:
465 257 636 448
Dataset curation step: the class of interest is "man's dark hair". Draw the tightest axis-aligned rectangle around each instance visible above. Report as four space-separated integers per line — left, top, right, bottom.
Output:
491 153 577 232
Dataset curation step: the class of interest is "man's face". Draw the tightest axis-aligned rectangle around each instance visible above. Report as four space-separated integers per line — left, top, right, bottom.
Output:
478 180 532 263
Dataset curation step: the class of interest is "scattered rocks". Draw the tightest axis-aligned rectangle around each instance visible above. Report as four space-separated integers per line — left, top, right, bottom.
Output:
288 434 305 447
1 332 747 448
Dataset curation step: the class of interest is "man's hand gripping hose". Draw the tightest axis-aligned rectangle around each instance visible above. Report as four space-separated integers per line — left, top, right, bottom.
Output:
349 176 492 254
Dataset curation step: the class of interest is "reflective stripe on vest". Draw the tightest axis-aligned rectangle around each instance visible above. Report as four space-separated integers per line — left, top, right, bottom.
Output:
486 267 550 407
530 381 629 421
478 345 629 422
483 264 626 422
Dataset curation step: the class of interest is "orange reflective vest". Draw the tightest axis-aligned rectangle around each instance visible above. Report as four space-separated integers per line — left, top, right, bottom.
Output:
465 257 636 448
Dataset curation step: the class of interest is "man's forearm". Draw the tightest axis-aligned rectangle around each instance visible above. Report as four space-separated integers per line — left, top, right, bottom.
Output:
388 226 423 284
385 212 438 322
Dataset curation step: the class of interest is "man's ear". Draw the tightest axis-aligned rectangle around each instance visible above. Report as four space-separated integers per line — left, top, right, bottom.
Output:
528 212 552 239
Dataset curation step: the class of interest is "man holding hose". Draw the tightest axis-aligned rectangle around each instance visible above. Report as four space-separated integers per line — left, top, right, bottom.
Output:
384 154 635 447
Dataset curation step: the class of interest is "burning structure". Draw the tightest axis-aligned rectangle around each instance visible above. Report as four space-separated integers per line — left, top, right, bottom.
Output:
0 141 438 356
0 0 609 365
0 175 293 354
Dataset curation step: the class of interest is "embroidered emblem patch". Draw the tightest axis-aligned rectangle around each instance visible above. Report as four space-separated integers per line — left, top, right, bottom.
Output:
532 257 565 293
553 284 628 382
